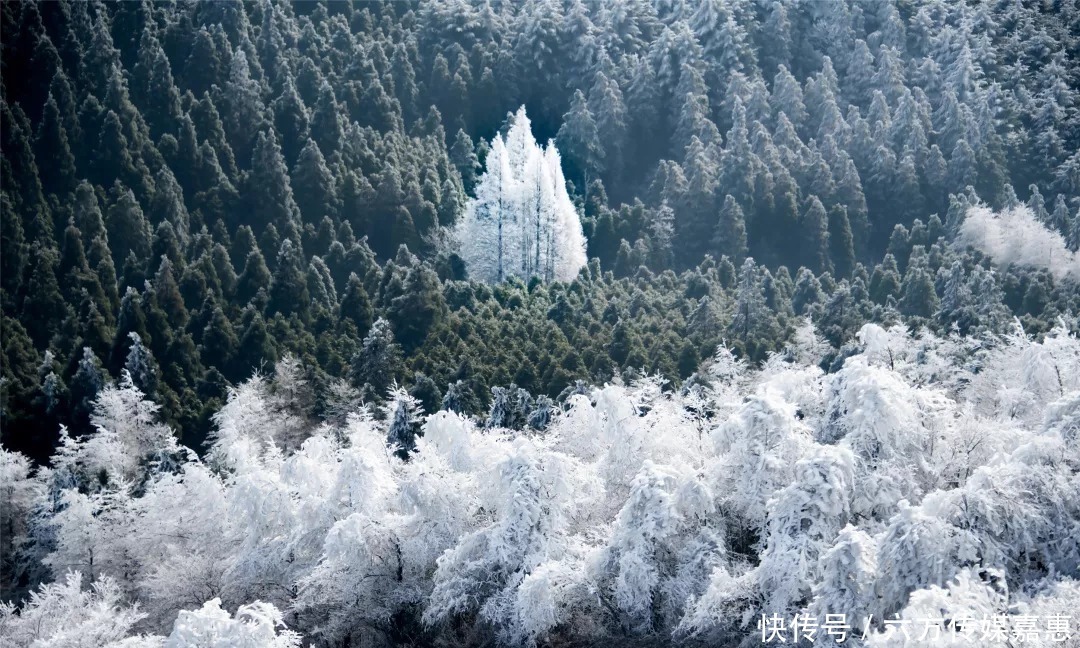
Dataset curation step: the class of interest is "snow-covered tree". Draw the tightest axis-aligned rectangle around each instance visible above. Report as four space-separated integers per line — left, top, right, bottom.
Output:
958 203 1080 280
163 598 301 648
0 572 145 647
455 106 587 283
756 445 854 615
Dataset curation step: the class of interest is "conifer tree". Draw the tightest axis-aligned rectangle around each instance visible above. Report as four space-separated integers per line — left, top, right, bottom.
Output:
248 129 302 241
828 204 856 278
556 90 604 189
350 317 403 399
268 239 310 320
124 332 160 398
802 196 832 275
713 194 747 263
291 139 340 223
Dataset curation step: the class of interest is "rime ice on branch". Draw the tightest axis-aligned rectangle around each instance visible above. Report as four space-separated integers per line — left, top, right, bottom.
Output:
454 106 587 284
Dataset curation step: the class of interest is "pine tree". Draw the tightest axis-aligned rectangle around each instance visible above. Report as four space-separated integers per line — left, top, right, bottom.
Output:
588 71 628 182
198 302 238 377
384 386 423 460
267 239 310 320
236 308 276 372
713 194 747 263
272 75 311 166
457 107 586 284
869 254 903 305
450 129 480 192
105 183 152 282
68 347 107 434
350 318 403 398
802 196 831 275
729 257 780 359
35 94 78 199
556 90 604 189
291 138 340 223
236 247 271 306
153 257 189 330
124 332 159 398
20 243 70 348
791 267 824 315
247 129 302 241
899 256 939 319
828 204 856 278
310 79 344 158
131 28 182 138
223 49 265 163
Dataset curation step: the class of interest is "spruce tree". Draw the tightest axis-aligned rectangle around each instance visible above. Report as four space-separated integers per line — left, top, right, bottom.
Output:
268 239 310 320
556 90 604 189
248 129 302 241
291 139 340 223
713 194 748 263
828 204 856 278
802 196 831 275
339 273 374 336
350 318 403 398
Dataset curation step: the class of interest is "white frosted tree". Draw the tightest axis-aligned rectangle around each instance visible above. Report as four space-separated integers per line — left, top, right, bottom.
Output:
714 390 814 531
756 445 855 615
957 203 1080 280
866 568 1007 648
162 599 301 648
0 572 146 648
809 524 879 639
455 106 586 283
81 371 181 485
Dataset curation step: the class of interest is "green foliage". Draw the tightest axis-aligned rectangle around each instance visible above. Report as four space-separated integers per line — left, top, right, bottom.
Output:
2 0 1078 468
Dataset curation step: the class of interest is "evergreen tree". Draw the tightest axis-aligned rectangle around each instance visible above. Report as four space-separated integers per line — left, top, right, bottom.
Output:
802 196 831 275
35 94 78 199
450 129 480 192
105 184 152 282
828 204 856 278
247 129 302 241
713 194 747 263
556 90 604 189
339 273 374 336
384 386 423 460
67 346 106 434
267 239 310 320
350 318 403 398
869 254 902 305
291 139 340 223
899 256 939 319
199 303 238 378
124 332 159 398
728 257 780 360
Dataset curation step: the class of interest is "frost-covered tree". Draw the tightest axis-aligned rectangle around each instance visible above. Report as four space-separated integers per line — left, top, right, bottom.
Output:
958 203 1080 280
0 572 145 647
757 445 854 614
455 106 586 283
384 385 423 459
350 317 403 399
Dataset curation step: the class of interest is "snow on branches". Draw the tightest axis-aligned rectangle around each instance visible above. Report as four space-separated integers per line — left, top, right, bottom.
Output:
454 106 587 284
4 321 1080 646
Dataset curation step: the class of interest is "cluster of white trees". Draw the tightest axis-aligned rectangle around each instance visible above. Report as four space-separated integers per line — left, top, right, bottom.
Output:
958 203 1080 280
454 106 588 284
3 319 1080 646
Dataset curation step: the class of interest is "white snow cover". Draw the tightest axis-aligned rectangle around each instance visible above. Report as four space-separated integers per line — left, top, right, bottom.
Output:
3 320 1080 646
957 203 1080 280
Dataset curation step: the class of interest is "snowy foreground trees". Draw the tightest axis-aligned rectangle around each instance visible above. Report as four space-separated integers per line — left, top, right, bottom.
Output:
3 321 1080 646
455 106 588 283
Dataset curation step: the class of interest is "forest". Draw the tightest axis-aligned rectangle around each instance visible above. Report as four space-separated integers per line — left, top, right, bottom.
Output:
1 0 1079 646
